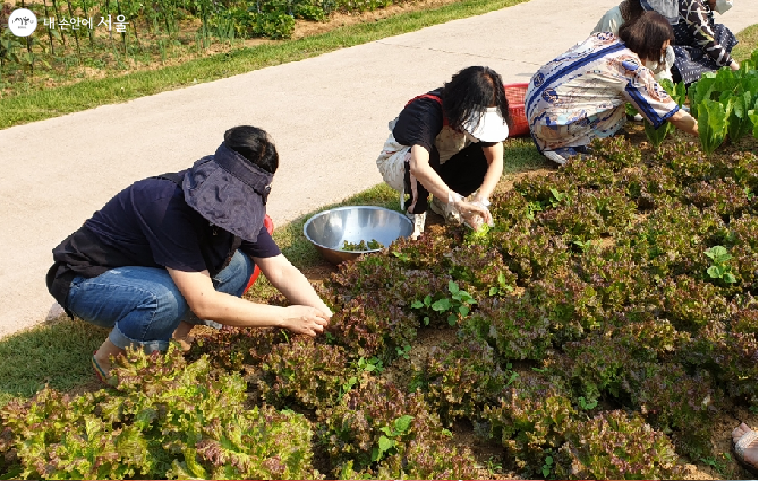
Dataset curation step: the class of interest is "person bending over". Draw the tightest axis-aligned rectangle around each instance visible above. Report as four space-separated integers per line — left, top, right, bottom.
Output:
46 125 332 381
527 12 699 165
376 65 511 239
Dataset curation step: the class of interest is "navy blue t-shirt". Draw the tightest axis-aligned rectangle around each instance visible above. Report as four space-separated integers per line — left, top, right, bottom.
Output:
65 177 280 276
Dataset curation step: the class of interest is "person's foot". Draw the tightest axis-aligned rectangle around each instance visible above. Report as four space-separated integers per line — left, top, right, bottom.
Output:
543 146 592 166
93 339 125 384
407 211 427 240
172 320 195 352
732 422 758 475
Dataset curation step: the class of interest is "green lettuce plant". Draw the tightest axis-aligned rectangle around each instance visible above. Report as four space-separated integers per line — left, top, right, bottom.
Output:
698 97 733 155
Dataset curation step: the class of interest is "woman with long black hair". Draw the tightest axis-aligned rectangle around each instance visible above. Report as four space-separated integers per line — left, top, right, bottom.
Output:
376 66 511 239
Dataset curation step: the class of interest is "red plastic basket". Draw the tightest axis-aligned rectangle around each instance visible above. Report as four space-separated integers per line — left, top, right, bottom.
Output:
503 83 530 138
244 214 274 293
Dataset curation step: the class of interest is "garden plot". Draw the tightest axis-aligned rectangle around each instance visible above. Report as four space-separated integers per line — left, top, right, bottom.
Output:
2 127 758 479
2 53 758 479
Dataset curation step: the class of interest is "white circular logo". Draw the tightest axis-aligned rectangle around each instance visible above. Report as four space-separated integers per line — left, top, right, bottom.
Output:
7 8 37 37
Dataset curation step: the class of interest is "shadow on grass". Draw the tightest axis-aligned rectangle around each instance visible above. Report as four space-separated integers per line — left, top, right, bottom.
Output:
0 318 108 407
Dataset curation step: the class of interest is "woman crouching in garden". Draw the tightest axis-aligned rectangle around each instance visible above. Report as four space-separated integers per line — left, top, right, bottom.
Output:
46 126 332 384
527 11 699 165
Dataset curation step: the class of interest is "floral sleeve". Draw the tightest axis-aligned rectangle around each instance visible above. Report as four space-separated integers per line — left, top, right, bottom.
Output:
620 59 679 129
680 0 733 66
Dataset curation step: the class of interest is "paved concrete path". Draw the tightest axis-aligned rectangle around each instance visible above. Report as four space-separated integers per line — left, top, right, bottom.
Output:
1 0 756 338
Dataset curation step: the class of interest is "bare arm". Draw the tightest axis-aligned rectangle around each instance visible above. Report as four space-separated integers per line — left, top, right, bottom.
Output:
167 265 329 336
408 144 491 221
668 109 699 137
254 254 332 317
473 142 504 202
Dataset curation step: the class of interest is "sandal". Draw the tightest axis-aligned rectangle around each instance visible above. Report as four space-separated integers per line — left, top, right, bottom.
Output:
92 351 116 387
733 425 758 478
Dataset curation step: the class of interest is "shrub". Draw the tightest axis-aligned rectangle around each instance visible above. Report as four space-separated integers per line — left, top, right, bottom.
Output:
467 296 554 360
255 337 352 409
684 178 751 220
316 381 448 477
554 411 683 480
492 223 571 281
188 326 289 372
650 275 728 332
553 333 639 403
528 268 604 345
481 373 575 476
681 323 758 405
372 440 480 480
631 363 722 459
0 345 319 480
408 337 513 424
589 136 641 169
576 243 652 314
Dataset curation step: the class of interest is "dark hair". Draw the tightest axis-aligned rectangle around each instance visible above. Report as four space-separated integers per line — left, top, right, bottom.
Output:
441 66 511 132
619 10 674 61
620 0 644 25
223 125 279 174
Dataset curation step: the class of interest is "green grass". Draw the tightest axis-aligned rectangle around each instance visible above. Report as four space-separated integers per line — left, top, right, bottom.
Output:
0 0 529 130
733 24 758 63
0 319 108 407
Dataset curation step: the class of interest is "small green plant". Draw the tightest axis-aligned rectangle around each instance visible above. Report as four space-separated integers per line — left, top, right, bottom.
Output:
358 356 383 374
372 415 414 462
549 188 568 207
526 200 543 220
700 453 732 476
396 344 412 360
486 456 503 476
578 395 598 410
542 453 554 478
411 281 477 325
488 271 515 296
573 239 593 253
340 375 358 398
705 245 737 284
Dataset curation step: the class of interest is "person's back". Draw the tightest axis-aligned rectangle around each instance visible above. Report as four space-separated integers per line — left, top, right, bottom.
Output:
670 0 739 84
47 125 333 385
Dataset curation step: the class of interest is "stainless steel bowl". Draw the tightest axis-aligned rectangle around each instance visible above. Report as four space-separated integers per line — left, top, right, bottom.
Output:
304 206 413 265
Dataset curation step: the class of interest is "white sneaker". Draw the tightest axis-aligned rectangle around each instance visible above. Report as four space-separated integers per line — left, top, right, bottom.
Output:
407 211 427 240
430 196 462 224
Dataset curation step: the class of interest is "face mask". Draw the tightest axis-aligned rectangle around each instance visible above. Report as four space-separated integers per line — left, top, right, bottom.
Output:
713 0 733 14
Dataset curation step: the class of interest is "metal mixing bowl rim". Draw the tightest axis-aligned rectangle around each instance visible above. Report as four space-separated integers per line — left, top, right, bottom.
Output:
303 205 408 253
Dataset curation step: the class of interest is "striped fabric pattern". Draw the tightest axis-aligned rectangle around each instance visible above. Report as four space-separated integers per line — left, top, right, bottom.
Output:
526 33 679 153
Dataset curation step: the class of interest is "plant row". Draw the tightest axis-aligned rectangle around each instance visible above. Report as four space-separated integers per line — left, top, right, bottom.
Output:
2 135 758 479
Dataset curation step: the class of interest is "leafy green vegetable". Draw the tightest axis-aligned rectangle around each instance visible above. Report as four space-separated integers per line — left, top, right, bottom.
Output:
698 97 732 155
728 91 757 144
644 118 673 147
689 72 717 119
751 109 758 138
643 79 680 147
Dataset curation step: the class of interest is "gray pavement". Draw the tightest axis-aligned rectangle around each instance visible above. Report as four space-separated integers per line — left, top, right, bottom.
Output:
1 0 756 338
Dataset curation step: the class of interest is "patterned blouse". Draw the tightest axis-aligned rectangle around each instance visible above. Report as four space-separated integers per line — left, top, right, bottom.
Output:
677 0 733 67
526 33 680 153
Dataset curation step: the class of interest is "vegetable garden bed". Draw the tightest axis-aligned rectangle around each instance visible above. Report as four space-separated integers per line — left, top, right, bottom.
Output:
2 128 758 480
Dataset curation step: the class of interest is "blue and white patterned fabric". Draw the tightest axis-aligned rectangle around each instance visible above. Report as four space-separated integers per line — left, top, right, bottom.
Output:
526 33 680 153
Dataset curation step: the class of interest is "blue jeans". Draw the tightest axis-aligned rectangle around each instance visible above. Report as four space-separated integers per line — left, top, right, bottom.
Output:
67 251 254 352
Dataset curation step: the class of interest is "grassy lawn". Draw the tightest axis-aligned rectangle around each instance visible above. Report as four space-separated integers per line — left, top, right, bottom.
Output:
733 23 758 62
0 0 529 130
